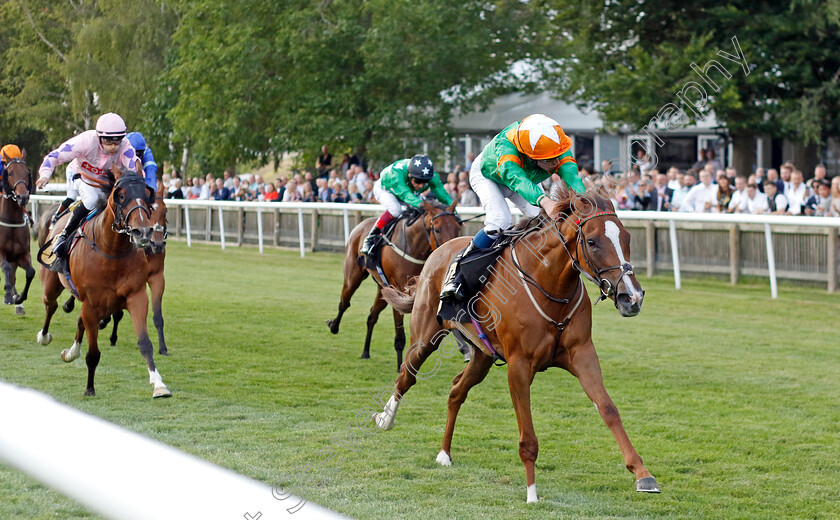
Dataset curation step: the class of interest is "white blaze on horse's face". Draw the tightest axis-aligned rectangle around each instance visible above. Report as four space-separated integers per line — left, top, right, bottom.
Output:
604 221 644 305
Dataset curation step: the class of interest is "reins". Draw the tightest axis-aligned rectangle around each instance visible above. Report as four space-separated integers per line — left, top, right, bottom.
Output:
503 205 635 330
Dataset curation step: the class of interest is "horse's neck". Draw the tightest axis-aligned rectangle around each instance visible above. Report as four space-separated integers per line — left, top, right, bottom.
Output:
397 215 431 257
512 223 580 296
0 197 23 220
92 204 131 255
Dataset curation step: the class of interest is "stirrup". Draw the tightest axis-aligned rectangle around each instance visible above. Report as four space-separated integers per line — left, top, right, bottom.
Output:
440 263 466 300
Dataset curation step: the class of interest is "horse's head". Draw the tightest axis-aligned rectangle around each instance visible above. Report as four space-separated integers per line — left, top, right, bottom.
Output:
2 150 32 208
148 183 168 254
422 199 461 250
109 165 155 249
557 188 644 317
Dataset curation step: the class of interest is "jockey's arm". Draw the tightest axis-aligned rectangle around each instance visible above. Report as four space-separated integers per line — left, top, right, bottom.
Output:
496 155 547 206
37 135 82 188
427 175 453 206
555 150 586 194
142 148 158 189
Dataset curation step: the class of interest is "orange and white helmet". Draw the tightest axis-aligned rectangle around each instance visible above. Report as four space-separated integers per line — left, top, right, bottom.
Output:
0 144 22 162
507 114 572 160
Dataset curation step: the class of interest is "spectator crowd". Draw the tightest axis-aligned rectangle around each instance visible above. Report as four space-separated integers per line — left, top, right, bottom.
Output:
160 144 482 208
158 145 839 218
572 156 840 217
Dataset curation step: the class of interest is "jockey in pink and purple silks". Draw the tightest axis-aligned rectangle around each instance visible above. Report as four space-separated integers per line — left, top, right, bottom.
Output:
35 113 138 259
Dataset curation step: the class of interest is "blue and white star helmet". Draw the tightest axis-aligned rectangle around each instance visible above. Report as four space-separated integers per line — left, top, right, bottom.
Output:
407 154 435 182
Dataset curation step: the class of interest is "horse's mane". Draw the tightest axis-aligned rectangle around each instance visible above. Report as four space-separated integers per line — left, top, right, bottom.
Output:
508 185 614 234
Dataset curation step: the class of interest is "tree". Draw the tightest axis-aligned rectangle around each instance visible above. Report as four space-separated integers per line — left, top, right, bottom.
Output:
167 0 548 173
547 0 840 176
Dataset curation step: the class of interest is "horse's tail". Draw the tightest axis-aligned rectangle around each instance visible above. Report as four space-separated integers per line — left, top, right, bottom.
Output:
381 277 417 314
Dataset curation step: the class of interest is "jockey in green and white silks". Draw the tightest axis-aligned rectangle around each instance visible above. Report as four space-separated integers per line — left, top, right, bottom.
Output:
361 155 453 256
440 114 586 300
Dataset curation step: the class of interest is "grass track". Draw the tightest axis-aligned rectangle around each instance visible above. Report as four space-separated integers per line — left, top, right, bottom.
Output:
1 240 838 519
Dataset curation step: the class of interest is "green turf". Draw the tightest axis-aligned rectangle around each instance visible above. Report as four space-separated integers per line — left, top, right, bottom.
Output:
1 240 838 519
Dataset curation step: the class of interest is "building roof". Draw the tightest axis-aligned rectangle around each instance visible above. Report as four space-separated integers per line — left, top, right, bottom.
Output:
451 91 723 135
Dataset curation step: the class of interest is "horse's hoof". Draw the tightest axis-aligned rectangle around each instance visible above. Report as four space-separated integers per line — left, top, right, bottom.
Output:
325 319 338 334
84 388 95 397
60 349 71 362
435 450 451 467
109 338 118 347
153 386 172 398
13 294 24 305
14 304 25 316
37 331 52 345
635 476 661 493
62 300 74 313
360 352 370 359
159 347 169 356
373 412 395 431
99 318 109 330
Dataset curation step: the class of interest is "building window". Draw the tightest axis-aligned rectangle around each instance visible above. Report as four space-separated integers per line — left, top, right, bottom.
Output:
573 135 594 169
657 136 698 171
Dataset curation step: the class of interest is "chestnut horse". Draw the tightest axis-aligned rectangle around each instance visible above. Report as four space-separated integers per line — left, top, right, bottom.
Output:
63 183 169 352
0 152 36 314
376 187 659 502
36 167 170 398
326 200 460 370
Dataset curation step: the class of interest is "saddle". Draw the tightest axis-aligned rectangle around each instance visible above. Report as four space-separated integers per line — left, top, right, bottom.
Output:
437 244 507 325
357 208 422 286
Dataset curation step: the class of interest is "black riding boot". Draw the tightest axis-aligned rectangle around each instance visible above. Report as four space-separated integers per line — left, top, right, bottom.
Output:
360 226 382 256
52 204 88 259
51 197 75 225
439 241 481 301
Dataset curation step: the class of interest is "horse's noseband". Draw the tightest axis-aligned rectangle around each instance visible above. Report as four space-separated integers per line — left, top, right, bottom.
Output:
111 177 152 235
554 210 637 302
2 158 32 206
425 211 460 250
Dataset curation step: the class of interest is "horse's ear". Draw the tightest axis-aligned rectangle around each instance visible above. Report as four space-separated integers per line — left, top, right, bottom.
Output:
156 181 166 198
447 199 457 213
110 163 123 180
20 148 27 160
423 200 435 213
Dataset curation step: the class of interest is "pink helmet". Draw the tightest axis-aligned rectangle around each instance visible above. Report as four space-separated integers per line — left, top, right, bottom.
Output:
95 113 127 138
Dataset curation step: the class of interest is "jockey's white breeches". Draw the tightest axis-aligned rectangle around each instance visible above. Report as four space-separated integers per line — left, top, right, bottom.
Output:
469 151 542 233
77 180 108 211
373 179 404 217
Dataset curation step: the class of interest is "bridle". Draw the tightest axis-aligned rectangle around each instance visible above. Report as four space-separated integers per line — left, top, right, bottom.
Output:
1 158 32 207
111 176 153 237
421 209 462 250
147 196 168 254
566 210 635 301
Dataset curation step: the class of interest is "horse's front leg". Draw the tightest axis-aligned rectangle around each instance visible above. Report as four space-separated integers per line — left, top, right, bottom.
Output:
2 259 15 305
12 259 36 313
148 271 167 355
568 341 659 493
126 290 170 398
507 356 539 503
80 305 101 397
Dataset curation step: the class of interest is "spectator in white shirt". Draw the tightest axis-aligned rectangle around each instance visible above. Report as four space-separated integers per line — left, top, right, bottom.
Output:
666 166 682 191
779 163 794 195
743 183 768 214
680 169 719 213
763 182 788 214
670 171 695 212
727 176 748 213
786 170 810 215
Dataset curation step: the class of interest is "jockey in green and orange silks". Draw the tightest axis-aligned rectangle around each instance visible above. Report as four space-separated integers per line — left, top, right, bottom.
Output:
440 114 586 300
360 154 453 256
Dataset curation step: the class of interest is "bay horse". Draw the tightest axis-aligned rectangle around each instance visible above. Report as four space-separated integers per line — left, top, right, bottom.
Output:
375 187 659 502
63 182 169 353
326 200 460 371
0 151 36 315
36 166 170 398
